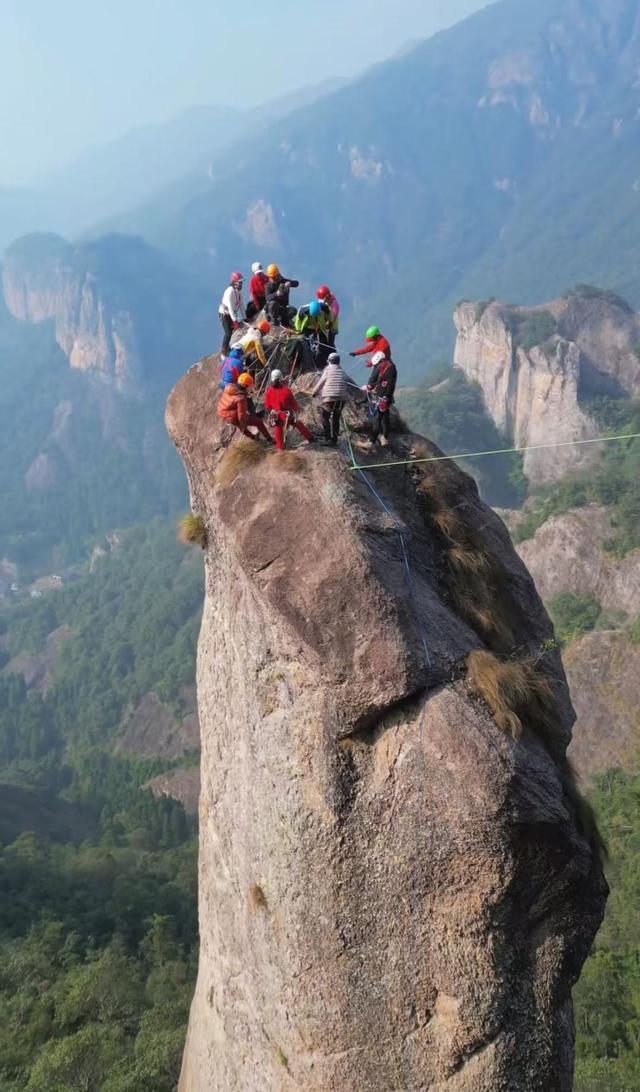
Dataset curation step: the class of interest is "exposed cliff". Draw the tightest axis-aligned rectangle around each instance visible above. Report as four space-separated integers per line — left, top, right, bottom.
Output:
167 356 606 1091
454 289 640 485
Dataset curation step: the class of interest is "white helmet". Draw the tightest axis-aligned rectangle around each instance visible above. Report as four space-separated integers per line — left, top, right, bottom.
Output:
371 351 386 367
327 352 340 365
270 369 284 383
251 262 262 274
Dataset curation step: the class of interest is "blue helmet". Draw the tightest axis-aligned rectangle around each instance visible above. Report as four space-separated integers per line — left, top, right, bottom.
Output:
309 300 322 317
229 346 244 359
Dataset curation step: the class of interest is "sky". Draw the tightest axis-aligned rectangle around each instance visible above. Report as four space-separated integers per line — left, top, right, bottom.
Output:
0 0 488 186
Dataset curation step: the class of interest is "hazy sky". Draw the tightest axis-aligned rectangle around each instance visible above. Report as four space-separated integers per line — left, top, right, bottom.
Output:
1 0 488 185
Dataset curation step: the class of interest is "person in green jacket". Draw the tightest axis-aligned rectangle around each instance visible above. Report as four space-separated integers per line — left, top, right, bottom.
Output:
294 300 332 367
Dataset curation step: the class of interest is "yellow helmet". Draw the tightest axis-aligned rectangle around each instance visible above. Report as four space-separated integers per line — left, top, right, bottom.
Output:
267 263 280 279
237 372 254 389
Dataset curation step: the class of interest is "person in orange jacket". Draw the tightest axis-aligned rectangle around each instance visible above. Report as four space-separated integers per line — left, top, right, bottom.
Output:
264 370 315 451
217 373 273 443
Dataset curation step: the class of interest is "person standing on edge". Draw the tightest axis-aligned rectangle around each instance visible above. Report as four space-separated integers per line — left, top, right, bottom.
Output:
317 285 340 346
219 272 244 355
265 264 300 327
247 262 269 319
264 369 315 451
364 350 397 448
312 352 350 446
350 325 391 367
218 372 273 443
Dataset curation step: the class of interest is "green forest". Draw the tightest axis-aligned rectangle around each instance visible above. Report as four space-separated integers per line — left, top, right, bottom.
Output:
0 522 202 1090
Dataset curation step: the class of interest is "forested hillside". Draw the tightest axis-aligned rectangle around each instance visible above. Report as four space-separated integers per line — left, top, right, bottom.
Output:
0 522 202 1090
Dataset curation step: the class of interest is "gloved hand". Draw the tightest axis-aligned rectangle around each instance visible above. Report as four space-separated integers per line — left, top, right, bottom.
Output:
349 351 357 357
360 384 368 391
284 281 292 289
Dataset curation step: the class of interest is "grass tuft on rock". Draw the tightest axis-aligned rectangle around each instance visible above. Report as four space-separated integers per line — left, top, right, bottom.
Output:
466 650 559 752
249 884 268 912
216 440 266 488
178 514 207 549
272 451 305 474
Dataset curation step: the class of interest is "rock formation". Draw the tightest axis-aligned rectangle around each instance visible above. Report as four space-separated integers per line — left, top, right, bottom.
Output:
167 355 606 1091
454 289 640 485
2 233 143 392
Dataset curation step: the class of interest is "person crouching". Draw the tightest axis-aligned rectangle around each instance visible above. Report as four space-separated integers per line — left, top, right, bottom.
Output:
217 372 273 444
264 370 315 451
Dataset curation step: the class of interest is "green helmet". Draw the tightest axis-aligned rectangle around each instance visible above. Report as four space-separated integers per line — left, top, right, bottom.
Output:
366 325 380 340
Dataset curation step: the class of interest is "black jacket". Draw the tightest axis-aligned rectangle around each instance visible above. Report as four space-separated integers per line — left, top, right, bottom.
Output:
369 359 397 403
266 274 299 308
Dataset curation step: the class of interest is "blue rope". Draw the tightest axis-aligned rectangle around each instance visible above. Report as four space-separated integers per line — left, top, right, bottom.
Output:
354 465 432 672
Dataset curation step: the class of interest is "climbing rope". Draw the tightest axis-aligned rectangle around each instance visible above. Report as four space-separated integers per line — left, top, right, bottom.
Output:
348 431 640 473
345 420 432 672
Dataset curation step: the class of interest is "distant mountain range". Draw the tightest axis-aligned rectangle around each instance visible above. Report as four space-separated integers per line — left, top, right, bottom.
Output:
92 0 640 371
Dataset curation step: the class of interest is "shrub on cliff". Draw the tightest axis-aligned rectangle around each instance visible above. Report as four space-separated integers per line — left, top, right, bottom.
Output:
548 592 601 646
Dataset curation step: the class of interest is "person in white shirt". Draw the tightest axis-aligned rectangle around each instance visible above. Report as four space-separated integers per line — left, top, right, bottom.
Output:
219 271 245 355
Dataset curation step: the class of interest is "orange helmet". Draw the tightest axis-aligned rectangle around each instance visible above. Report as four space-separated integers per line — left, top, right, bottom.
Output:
317 285 330 300
237 373 254 389
258 320 271 334
267 263 280 278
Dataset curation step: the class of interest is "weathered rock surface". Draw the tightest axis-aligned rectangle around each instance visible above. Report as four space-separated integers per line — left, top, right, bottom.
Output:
167 356 606 1091
146 766 201 815
2 234 142 392
454 291 640 485
116 689 200 760
518 505 640 618
565 631 640 779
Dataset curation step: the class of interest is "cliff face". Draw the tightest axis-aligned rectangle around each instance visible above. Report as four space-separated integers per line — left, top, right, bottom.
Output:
454 291 640 485
167 357 606 1091
2 234 142 392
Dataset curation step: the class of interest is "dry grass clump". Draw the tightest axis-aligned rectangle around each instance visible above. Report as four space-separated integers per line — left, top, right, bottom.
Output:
248 883 268 912
216 439 266 487
177 514 207 548
447 543 492 576
272 451 305 474
466 649 558 751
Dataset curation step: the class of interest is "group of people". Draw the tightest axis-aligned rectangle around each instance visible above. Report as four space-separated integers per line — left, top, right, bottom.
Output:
217 264 398 451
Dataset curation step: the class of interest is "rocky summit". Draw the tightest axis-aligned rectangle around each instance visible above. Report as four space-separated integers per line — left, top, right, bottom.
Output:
454 288 640 485
166 356 607 1091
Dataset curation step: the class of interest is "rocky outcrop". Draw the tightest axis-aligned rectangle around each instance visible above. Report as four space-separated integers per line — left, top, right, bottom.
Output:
116 689 199 760
167 355 606 1092
454 290 640 485
518 505 640 618
146 766 200 815
2 233 143 392
564 631 640 779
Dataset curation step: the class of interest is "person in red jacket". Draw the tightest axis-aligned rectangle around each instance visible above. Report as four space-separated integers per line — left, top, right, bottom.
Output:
349 325 392 367
247 262 269 319
264 370 315 451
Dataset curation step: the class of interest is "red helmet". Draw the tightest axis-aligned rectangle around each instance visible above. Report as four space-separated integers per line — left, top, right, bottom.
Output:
317 285 331 300
230 271 243 284
258 321 271 334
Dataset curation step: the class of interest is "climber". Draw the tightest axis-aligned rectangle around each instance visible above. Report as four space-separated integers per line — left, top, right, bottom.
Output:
350 326 392 367
317 285 340 347
219 346 245 388
264 369 315 451
235 321 271 370
294 299 332 367
247 262 269 319
219 272 245 355
363 350 398 448
312 351 350 446
265 264 300 327
217 372 273 443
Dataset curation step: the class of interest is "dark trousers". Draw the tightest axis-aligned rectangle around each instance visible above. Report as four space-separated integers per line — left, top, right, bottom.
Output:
220 313 234 355
322 400 344 445
371 409 390 441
